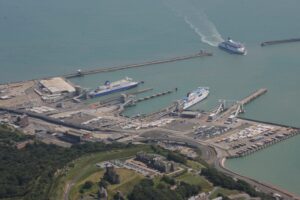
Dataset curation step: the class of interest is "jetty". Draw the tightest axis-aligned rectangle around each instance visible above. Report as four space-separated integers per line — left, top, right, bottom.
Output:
98 88 154 106
211 88 268 122
240 88 267 105
261 38 300 46
134 89 175 103
64 51 212 78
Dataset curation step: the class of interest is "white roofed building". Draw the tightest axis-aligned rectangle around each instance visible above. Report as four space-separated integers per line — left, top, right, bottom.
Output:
39 77 75 94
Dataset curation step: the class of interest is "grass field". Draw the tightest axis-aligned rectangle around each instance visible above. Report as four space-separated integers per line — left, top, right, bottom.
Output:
176 172 213 192
49 145 151 200
186 160 205 170
72 168 144 200
209 187 240 199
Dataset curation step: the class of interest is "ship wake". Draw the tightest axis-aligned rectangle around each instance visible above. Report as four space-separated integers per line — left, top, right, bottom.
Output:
163 0 224 47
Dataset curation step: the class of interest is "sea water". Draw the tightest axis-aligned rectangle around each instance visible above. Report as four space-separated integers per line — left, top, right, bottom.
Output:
0 0 300 195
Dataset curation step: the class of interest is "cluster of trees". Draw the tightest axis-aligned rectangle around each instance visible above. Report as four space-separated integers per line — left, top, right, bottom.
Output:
201 167 275 200
161 175 176 185
0 125 132 200
167 151 187 164
0 124 31 145
81 181 94 190
113 191 125 200
128 178 201 200
103 166 120 184
216 193 230 200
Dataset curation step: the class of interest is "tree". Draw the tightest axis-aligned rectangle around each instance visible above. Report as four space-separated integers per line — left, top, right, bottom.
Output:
161 175 176 185
98 178 109 188
127 179 201 200
167 152 187 164
82 181 93 190
113 191 125 200
103 166 120 184
201 167 274 200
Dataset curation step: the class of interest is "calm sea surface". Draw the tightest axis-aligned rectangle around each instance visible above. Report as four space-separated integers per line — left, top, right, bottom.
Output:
1 0 300 195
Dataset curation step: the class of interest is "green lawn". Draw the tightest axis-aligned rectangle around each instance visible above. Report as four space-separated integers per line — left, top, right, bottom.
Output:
209 187 240 199
176 172 213 192
72 168 144 200
49 145 152 200
186 160 205 170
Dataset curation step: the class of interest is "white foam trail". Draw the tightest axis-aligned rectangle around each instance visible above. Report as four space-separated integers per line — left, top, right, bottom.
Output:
184 16 223 47
163 0 224 47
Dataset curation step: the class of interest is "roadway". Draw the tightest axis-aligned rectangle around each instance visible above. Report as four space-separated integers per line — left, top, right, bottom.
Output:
136 130 300 200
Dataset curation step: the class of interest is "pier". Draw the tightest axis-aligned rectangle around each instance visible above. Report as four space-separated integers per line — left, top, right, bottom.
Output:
214 88 268 122
142 102 178 121
240 88 267 105
64 51 212 78
99 88 174 108
261 38 300 46
98 88 154 106
134 89 175 103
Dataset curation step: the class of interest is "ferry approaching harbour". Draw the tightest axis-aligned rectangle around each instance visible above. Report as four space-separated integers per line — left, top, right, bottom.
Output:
89 77 139 98
218 38 247 55
182 87 209 110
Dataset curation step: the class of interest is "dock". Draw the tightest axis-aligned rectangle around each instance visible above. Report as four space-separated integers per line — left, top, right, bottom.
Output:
64 51 212 78
261 38 300 46
240 88 267 105
97 88 154 106
134 89 175 103
141 102 178 121
214 88 268 122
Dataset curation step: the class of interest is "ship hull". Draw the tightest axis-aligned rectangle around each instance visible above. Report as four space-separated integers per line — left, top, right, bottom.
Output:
183 89 209 110
218 44 246 55
89 83 138 98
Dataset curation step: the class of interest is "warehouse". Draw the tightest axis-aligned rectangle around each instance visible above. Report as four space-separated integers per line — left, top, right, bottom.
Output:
39 77 76 94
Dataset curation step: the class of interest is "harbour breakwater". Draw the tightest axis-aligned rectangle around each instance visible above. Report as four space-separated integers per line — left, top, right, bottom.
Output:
261 38 300 46
64 51 212 78
0 51 212 85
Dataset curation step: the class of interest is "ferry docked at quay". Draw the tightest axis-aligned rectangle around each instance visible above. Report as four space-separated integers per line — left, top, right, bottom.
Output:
89 77 139 98
181 87 209 110
218 38 247 55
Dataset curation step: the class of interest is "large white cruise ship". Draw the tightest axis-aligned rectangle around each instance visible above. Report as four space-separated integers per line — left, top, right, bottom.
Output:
182 87 209 110
89 77 139 98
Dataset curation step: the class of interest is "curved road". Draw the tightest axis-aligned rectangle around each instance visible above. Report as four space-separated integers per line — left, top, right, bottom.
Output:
138 133 300 200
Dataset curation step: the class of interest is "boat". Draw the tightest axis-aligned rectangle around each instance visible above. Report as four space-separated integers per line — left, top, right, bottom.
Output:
218 38 247 55
182 87 209 110
89 77 139 98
